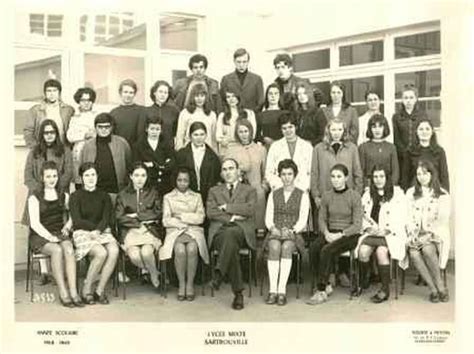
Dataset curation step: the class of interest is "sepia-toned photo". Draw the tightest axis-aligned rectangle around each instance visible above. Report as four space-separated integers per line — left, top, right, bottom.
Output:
2 0 473 352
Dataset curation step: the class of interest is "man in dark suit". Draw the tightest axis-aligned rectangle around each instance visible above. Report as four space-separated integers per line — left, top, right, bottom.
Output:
207 158 257 310
172 54 222 113
220 48 264 112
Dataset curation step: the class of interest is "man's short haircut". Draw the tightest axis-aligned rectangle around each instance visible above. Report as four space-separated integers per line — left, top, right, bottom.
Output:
188 54 208 69
43 79 62 94
233 48 249 60
273 53 293 67
119 79 138 94
221 157 239 170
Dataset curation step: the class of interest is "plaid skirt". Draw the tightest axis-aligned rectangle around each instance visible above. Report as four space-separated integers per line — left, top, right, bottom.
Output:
72 228 117 261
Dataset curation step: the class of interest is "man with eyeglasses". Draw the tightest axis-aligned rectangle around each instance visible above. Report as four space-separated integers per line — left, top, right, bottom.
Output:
24 79 75 149
172 54 223 113
80 113 132 204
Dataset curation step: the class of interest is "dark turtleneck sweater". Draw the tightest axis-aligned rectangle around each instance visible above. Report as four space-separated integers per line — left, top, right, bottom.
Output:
236 69 248 86
95 135 118 193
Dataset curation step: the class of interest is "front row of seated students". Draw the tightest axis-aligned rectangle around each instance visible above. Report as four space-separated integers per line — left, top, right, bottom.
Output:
28 156 450 309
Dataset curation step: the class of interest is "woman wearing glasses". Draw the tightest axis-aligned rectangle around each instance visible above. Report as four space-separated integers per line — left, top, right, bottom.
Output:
80 113 132 203
67 87 98 190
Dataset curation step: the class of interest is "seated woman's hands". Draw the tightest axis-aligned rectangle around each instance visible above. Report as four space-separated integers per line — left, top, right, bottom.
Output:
90 230 101 240
126 213 138 218
325 231 343 243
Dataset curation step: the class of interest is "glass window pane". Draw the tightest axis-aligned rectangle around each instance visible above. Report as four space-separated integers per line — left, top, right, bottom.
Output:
172 70 187 86
395 100 441 127
84 53 145 105
29 14 44 35
15 47 62 102
293 49 330 72
395 69 441 98
84 13 146 50
339 76 384 103
339 40 383 66
15 110 30 135
160 16 198 51
395 31 440 59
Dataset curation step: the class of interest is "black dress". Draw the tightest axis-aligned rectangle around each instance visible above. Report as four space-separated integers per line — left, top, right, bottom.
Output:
29 192 66 253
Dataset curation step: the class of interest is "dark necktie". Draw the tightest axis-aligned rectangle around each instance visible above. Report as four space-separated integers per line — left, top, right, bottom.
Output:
228 184 234 198
332 142 341 154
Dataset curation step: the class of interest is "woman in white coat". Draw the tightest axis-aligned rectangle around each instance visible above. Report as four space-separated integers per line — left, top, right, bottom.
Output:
265 112 313 192
355 165 407 303
160 167 209 301
405 159 450 303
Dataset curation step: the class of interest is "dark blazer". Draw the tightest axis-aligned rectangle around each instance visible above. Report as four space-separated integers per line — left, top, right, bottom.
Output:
392 104 429 155
145 102 179 147
206 182 257 250
172 75 222 113
132 137 176 196
175 143 222 205
220 71 264 112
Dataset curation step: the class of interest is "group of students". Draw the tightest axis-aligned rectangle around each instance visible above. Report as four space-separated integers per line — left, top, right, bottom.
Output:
22 48 451 311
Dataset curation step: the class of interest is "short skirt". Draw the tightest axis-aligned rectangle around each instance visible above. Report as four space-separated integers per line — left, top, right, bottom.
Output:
72 228 117 261
407 231 440 251
123 224 162 252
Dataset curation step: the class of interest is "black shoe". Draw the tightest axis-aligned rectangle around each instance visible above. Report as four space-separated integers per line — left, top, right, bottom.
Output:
350 286 363 297
429 292 440 303
211 271 223 291
277 294 287 306
370 290 389 304
141 273 150 285
71 296 85 308
59 297 75 308
39 274 51 286
232 292 244 310
177 294 186 301
82 293 96 305
439 291 449 303
265 293 277 305
93 292 110 305
186 294 195 302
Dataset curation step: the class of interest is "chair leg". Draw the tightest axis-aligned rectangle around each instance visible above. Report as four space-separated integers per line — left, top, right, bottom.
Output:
400 269 405 295
296 253 300 299
394 260 399 300
248 252 252 298
121 252 127 301
25 249 31 293
30 259 36 303
349 252 354 300
309 245 315 296
210 252 215 298
201 261 205 296
443 269 447 289
253 250 258 287
161 260 167 299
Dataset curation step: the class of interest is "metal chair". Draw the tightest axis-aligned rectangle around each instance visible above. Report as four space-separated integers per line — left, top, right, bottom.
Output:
209 248 256 297
400 267 447 295
25 235 51 302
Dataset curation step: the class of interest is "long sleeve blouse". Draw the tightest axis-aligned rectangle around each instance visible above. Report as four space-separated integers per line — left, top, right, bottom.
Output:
69 189 112 232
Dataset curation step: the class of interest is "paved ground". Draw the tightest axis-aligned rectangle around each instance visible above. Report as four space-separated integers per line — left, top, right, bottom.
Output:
14 263 454 323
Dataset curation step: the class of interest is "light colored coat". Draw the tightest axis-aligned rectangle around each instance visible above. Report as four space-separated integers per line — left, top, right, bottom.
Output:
265 137 313 192
404 187 451 269
355 187 407 267
159 189 209 264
